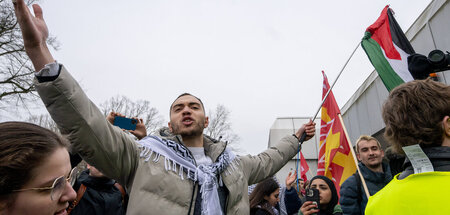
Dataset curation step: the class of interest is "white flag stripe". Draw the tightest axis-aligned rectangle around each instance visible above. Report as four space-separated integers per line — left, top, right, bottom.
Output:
381 43 414 82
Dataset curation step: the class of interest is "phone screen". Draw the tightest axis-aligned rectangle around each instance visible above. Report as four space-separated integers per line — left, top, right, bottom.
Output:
113 116 137 130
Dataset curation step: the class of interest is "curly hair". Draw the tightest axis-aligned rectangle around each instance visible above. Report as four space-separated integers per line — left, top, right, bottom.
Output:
382 79 450 153
0 122 69 205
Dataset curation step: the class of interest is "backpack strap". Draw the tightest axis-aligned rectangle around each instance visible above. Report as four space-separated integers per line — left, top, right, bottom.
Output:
114 182 126 204
67 184 87 214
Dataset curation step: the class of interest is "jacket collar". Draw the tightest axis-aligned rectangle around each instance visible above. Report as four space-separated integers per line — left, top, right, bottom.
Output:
203 136 227 162
358 162 392 183
401 146 450 178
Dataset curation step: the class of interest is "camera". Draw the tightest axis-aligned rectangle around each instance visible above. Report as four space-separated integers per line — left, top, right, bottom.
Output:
408 49 450 80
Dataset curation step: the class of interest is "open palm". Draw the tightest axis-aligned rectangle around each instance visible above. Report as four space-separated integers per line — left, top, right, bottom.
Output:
14 1 49 50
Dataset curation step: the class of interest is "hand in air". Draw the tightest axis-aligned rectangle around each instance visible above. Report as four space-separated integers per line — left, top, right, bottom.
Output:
13 0 48 52
107 112 147 140
285 171 297 190
129 118 147 140
13 0 54 70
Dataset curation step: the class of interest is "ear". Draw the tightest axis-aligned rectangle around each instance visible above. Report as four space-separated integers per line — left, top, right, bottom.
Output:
168 122 173 133
356 153 361 161
263 195 269 202
204 116 209 128
444 116 450 137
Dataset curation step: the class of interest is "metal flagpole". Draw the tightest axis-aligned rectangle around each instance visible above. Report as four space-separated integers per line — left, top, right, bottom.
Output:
295 41 362 192
297 41 361 144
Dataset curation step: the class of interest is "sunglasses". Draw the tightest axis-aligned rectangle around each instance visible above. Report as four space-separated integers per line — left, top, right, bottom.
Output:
13 167 78 201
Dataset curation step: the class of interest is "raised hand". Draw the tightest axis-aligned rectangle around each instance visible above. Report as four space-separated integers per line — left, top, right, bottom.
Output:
13 0 54 71
107 112 147 140
129 118 147 140
285 171 297 190
106 112 126 125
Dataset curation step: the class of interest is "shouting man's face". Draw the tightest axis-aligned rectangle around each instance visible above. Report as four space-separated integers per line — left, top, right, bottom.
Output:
169 95 208 137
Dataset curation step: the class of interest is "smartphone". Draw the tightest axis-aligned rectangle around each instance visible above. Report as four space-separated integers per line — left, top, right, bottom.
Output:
113 116 137 130
305 188 320 210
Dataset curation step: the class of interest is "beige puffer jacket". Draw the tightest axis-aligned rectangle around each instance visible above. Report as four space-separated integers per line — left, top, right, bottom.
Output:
35 66 302 215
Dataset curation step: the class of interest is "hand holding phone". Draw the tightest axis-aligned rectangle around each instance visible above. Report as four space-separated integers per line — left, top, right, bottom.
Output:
113 116 137 130
305 188 320 210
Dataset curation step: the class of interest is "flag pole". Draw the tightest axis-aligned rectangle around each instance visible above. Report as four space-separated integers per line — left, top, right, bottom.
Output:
295 41 362 191
298 41 361 143
338 114 371 199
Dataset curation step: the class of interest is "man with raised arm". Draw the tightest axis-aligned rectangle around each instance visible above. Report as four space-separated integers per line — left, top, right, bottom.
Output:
13 1 316 214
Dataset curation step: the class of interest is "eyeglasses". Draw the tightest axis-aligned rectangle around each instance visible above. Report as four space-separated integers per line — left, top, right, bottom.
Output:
13 167 78 201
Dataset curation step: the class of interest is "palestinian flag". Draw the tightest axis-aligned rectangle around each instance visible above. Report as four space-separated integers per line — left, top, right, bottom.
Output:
362 6 415 91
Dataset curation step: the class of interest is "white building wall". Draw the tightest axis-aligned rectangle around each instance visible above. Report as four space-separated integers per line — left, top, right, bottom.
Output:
268 117 320 183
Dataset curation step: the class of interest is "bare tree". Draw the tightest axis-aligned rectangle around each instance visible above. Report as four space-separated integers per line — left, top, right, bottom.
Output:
205 104 241 152
26 113 59 133
100 95 164 135
0 0 59 110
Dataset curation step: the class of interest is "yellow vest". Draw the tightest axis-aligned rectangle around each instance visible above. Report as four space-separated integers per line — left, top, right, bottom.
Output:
365 172 450 215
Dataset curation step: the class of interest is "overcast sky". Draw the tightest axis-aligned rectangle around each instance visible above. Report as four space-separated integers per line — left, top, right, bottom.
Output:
8 0 432 154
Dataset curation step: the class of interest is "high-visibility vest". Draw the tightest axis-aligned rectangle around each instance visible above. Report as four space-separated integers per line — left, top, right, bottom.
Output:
365 172 450 215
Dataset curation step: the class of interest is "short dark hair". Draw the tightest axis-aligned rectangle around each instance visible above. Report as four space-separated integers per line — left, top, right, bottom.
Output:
0 122 69 199
382 79 450 153
169 93 205 115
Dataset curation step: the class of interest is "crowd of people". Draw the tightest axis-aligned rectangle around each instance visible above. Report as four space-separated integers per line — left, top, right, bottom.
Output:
0 0 449 214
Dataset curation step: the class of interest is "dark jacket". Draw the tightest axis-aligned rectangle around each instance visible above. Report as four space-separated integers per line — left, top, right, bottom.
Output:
70 170 127 215
284 187 302 214
250 202 277 215
339 162 392 215
398 146 450 179
251 208 274 215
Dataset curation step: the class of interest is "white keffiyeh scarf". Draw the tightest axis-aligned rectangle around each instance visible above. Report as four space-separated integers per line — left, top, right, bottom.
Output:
138 136 239 215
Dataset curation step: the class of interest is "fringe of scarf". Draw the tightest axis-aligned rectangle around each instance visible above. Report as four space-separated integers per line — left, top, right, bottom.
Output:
138 136 239 215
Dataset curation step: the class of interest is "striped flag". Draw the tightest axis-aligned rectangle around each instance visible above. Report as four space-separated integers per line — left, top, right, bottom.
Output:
317 71 356 195
361 5 415 91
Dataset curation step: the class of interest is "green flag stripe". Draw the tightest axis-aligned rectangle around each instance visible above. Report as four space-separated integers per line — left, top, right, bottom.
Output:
362 36 405 91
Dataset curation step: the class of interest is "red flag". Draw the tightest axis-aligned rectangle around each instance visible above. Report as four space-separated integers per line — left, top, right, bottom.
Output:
300 151 309 182
317 71 356 195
